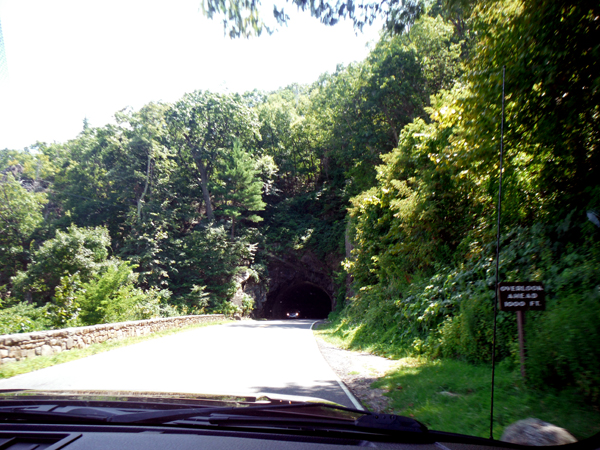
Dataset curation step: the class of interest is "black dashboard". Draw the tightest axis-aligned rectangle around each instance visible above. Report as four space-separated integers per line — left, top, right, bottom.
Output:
2 424 597 450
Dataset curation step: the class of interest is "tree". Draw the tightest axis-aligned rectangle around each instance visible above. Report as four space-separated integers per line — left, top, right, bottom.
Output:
11 225 111 304
49 126 129 236
202 0 423 38
0 173 47 288
305 29 430 195
171 225 258 308
214 141 267 238
165 91 260 221
113 103 173 224
256 85 319 195
454 0 600 225
362 36 427 145
405 15 463 93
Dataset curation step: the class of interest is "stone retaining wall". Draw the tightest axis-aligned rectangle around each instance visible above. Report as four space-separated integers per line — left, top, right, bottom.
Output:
0 314 225 365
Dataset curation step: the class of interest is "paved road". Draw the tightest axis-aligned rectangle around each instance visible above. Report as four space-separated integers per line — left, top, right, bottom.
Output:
0 320 360 408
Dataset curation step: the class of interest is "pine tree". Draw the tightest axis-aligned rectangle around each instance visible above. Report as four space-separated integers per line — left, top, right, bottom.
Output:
215 141 266 238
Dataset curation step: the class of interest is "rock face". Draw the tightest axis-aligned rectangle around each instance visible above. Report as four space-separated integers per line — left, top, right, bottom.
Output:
230 270 253 307
501 418 577 446
230 270 267 316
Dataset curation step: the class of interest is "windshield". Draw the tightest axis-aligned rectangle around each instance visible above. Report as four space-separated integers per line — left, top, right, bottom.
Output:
0 0 598 445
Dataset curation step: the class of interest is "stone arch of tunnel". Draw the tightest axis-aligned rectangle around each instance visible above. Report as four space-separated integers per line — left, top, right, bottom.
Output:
267 282 332 319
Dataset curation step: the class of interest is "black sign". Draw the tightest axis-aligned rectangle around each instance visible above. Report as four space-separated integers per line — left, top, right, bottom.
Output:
498 282 546 311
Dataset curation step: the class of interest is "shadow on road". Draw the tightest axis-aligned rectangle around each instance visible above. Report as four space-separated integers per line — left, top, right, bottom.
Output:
249 379 361 410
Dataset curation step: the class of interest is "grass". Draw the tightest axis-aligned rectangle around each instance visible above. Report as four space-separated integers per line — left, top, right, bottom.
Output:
0 319 232 380
314 322 600 441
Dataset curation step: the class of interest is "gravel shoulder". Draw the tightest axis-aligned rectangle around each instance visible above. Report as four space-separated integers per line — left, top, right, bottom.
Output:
313 330 399 412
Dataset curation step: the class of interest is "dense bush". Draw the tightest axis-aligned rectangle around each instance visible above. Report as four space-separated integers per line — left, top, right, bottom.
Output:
0 174 48 288
169 225 259 310
12 225 112 304
76 259 174 326
338 215 600 402
7 225 180 330
0 301 52 335
526 241 600 402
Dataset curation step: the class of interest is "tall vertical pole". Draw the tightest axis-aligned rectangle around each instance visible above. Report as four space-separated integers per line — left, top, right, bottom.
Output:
490 66 506 440
516 310 526 378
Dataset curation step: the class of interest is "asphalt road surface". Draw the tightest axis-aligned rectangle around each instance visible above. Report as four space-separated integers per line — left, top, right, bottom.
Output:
0 320 361 409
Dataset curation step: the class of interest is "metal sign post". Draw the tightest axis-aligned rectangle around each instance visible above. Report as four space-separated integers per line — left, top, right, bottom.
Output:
497 282 546 379
516 310 526 378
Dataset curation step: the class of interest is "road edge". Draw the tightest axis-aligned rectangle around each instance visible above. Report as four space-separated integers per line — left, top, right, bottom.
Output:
310 320 365 411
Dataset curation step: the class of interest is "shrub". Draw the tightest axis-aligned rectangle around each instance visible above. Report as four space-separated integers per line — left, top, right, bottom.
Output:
241 293 255 316
526 245 600 402
12 225 111 304
76 259 173 325
0 301 52 335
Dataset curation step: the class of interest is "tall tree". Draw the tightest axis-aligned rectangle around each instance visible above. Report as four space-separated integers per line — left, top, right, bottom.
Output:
113 103 173 224
257 85 319 195
214 141 267 238
165 91 260 221
0 173 47 288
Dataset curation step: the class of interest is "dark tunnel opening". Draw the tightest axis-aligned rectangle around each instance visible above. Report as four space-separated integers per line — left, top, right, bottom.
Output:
269 283 332 320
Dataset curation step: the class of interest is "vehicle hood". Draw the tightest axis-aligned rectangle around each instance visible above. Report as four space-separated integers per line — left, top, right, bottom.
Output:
0 389 343 409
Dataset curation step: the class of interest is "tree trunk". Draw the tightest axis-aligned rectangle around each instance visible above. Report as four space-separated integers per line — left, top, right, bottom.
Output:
196 159 214 220
137 149 152 221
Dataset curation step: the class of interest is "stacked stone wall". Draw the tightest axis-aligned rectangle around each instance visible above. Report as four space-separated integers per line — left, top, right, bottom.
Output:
0 314 224 365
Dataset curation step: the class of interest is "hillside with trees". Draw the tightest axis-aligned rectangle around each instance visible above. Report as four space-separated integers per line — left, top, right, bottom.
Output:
1 0 599 416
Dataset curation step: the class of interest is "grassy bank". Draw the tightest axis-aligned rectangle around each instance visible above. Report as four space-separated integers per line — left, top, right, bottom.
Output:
314 321 600 441
0 319 232 379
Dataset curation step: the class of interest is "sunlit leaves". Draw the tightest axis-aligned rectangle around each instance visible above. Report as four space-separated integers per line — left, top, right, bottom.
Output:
202 0 423 38
214 141 267 237
165 90 260 220
11 225 111 305
0 173 48 287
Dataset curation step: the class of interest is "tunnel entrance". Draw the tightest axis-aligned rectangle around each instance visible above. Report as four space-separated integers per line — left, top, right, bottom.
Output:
269 282 332 319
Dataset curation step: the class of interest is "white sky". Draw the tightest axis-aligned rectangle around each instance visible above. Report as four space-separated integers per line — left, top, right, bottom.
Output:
0 0 381 150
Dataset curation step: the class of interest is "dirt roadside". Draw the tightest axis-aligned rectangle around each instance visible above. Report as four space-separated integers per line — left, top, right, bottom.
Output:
313 331 399 412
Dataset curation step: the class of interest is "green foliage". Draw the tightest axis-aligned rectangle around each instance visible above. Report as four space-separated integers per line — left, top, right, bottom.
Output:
405 15 463 93
526 241 600 403
165 90 260 221
0 301 52 335
341 210 600 403
76 259 143 325
256 85 319 195
74 259 175 325
213 299 242 317
345 86 479 287
171 225 258 309
214 141 267 237
262 187 347 258
0 173 48 287
184 285 211 314
12 225 111 304
466 0 600 222
50 272 83 327
334 1 600 409
241 293 255 316
201 0 423 38
49 127 129 234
